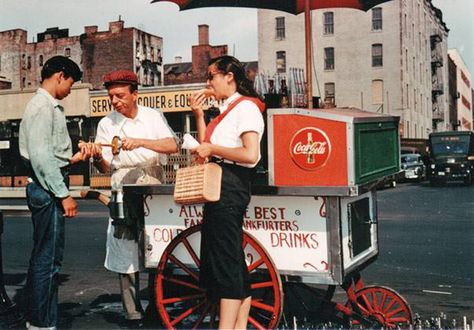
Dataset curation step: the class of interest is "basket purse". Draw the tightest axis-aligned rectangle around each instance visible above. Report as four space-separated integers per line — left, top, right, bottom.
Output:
173 162 222 205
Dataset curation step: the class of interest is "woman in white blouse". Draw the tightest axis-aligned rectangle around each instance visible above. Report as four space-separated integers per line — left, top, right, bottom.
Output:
190 55 265 329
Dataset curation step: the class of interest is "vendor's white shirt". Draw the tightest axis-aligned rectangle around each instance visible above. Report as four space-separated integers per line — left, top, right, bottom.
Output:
95 105 175 273
210 92 265 168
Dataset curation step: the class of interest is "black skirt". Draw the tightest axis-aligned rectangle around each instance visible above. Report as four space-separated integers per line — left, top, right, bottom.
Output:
199 162 253 302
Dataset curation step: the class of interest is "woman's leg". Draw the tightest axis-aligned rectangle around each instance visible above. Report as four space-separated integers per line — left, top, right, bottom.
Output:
234 296 251 329
219 298 242 329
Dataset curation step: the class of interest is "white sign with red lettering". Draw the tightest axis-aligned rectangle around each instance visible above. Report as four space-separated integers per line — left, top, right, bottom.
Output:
144 195 329 274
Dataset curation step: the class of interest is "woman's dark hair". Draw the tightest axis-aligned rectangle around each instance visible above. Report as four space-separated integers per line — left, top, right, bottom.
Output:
41 56 82 82
209 55 261 99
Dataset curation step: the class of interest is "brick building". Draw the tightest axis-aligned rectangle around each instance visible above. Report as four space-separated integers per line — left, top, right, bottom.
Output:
164 25 227 85
164 24 258 86
0 19 163 90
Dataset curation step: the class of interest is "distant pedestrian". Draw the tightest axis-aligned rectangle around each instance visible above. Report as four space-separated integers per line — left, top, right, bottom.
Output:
19 55 92 329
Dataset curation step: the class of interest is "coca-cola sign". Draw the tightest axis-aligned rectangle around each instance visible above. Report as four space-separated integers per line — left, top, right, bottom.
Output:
289 127 331 170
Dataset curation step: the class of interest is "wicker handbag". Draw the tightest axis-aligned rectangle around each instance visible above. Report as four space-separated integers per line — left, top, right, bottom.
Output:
173 162 222 205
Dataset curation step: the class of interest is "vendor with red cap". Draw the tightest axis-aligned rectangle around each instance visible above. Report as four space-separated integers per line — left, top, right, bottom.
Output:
91 69 178 327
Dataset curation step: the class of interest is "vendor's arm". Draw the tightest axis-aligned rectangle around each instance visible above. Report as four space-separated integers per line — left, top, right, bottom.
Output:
193 131 259 164
121 137 178 154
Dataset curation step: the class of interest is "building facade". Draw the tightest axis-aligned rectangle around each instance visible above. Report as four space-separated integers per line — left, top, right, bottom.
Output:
448 49 473 131
257 0 450 138
0 19 163 90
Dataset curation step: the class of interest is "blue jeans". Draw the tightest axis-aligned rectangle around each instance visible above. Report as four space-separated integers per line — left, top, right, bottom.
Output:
25 181 65 328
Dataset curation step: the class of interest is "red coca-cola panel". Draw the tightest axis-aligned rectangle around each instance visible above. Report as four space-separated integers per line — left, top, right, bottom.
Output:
271 114 348 186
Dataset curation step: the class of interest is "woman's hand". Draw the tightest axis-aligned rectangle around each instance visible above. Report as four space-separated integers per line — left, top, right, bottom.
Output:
189 89 212 118
192 142 213 160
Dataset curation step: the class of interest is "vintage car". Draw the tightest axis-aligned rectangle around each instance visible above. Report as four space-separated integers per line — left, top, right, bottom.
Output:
401 153 426 181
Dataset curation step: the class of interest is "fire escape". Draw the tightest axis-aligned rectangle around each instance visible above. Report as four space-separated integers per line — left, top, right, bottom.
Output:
430 33 444 127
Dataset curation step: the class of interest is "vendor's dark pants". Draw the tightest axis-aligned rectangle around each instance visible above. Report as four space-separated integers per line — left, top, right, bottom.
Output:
25 170 68 328
199 163 253 302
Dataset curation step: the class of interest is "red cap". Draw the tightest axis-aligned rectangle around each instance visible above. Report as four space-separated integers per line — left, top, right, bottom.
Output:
103 70 138 87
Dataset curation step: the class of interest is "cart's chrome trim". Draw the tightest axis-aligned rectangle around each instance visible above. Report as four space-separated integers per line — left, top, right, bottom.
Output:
123 183 377 197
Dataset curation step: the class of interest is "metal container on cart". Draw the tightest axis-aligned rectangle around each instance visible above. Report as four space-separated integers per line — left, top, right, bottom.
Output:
122 107 412 329
267 107 400 189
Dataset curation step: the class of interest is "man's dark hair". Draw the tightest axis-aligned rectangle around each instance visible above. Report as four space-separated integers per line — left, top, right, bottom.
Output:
129 84 138 93
41 56 82 82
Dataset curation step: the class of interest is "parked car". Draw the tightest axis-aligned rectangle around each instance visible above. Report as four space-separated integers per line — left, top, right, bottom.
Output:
401 153 426 181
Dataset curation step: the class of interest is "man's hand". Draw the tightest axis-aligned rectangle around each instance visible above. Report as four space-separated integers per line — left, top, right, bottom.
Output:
71 141 102 164
121 137 143 151
61 195 78 218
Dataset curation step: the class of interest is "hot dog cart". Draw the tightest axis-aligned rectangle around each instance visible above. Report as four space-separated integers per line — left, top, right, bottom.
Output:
123 107 412 329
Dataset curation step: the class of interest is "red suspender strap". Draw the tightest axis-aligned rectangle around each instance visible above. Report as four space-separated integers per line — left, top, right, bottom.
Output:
203 96 265 143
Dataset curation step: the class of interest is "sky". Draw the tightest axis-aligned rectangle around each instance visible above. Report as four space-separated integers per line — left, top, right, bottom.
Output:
0 0 473 73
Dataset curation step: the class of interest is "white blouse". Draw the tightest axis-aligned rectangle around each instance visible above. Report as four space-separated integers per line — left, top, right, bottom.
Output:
210 92 265 168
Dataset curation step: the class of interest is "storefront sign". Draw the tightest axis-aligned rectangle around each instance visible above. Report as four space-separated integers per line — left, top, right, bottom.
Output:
90 89 213 117
144 195 329 274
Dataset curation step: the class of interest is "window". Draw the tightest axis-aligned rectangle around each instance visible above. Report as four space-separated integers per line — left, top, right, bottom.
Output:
324 83 335 104
151 47 154 61
276 51 286 73
405 49 408 71
65 48 71 57
39 55 43 66
372 8 382 30
276 17 285 39
323 12 334 35
27 56 31 69
372 44 383 67
324 47 334 70
404 14 407 36
372 80 383 104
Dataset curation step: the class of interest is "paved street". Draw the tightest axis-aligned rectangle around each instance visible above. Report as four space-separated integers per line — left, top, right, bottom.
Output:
0 181 473 328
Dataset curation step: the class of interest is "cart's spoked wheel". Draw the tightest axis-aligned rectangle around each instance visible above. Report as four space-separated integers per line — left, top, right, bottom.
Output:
346 286 413 329
156 224 283 329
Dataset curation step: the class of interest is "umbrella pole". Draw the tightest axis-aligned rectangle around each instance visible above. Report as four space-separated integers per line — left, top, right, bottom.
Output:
304 0 313 109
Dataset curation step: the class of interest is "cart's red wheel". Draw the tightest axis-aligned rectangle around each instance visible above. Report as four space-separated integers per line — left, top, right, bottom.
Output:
156 224 283 329
346 286 413 328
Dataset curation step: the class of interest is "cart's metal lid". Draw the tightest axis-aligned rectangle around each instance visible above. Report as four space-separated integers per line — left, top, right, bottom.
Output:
268 107 399 124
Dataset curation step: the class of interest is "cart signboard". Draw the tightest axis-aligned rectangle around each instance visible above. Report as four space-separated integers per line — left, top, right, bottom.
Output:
144 195 329 275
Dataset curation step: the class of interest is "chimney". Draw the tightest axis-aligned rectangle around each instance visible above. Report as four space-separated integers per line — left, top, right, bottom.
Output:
84 26 98 35
175 56 182 63
109 20 124 33
198 24 209 45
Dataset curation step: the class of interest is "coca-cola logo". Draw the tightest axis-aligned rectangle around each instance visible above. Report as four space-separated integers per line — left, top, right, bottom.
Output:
289 127 331 170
